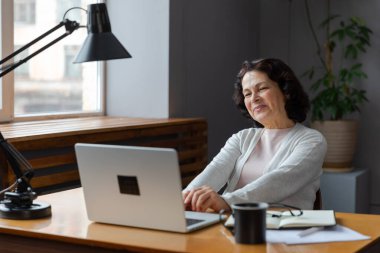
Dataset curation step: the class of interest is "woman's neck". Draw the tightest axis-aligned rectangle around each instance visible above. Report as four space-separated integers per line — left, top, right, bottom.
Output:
262 119 295 129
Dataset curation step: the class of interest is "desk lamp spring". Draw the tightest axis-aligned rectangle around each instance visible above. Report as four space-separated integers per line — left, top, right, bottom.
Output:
0 3 131 219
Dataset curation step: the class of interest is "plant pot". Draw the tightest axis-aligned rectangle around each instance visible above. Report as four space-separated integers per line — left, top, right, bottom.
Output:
311 120 358 172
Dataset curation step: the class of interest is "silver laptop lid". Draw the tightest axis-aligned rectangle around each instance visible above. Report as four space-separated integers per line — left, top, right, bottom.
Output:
75 143 189 232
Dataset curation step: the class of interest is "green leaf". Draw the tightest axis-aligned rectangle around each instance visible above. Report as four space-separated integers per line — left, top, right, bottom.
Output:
330 41 336 52
331 29 345 41
361 26 373 35
350 16 364 26
359 37 370 47
345 44 358 59
339 30 345 41
351 63 362 70
356 43 366 53
339 69 348 82
345 27 356 39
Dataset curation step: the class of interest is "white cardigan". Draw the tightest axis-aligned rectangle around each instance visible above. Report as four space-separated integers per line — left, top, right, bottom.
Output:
185 123 327 210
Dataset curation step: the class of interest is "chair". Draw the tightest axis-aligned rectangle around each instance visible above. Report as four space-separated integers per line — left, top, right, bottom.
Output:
313 189 322 210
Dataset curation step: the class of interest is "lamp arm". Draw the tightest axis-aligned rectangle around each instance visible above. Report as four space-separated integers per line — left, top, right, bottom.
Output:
0 132 33 192
0 131 39 208
0 19 80 193
0 18 80 196
0 19 80 78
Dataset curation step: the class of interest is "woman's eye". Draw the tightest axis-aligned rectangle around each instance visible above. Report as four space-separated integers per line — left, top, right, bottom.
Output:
244 93 251 98
259 87 268 91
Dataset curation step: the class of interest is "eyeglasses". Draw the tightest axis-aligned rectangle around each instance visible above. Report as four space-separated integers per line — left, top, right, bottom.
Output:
267 203 303 218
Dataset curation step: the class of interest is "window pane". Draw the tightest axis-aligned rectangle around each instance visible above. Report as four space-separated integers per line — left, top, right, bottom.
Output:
14 0 102 116
14 45 29 77
56 0 81 23
14 0 36 24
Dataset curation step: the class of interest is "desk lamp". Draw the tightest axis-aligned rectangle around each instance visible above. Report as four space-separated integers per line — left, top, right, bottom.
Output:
0 3 131 219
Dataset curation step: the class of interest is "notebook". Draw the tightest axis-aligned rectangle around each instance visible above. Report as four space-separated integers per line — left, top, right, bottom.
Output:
75 143 221 233
225 210 336 230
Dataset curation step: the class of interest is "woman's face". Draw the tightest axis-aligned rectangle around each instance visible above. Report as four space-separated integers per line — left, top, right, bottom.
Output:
242 70 293 129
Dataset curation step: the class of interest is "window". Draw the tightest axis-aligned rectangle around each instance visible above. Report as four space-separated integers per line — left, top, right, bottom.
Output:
14 45 29 78
14 0 36 25
0 0 104 121
64 45 82 79
56 0 81 23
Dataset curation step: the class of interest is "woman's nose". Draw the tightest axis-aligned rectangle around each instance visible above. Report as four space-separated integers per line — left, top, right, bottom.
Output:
251 92 260 102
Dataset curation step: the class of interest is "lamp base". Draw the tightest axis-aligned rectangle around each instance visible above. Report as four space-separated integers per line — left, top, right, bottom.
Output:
0 201 51 219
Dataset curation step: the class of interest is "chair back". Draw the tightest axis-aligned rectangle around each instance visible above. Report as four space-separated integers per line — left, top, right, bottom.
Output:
313 189 322 210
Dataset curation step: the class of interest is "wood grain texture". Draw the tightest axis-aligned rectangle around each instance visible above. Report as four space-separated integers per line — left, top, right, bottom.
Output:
0 188 379 253
0 117 207 193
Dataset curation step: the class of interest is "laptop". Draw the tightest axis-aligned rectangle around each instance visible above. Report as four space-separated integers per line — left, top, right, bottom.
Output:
74 143 222 233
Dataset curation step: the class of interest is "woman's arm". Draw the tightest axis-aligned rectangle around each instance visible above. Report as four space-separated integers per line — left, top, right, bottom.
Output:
222 130 327 205
183 130 254 212
184 131 244 192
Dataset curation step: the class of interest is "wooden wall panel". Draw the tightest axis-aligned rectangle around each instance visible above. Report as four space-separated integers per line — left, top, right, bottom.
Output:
0 117 207 194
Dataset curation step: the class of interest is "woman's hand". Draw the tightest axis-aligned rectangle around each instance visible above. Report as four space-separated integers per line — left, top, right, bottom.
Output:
183 186 231 212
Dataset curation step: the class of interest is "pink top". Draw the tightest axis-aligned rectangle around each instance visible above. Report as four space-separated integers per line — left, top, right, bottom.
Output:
235 127 292 190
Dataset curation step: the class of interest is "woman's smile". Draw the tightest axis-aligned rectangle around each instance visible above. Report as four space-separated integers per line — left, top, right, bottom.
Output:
253 104 267 113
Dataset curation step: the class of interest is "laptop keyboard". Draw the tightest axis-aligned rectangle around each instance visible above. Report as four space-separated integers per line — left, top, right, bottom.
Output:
186 218 204 226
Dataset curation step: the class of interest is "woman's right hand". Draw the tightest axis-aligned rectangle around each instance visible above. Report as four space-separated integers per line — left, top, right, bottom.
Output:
182 186 231 212
182 191 192 211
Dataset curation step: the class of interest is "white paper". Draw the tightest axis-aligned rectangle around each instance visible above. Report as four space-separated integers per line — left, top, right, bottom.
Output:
266 225 370 245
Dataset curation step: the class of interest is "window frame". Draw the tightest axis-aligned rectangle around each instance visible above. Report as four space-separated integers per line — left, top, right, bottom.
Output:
0 0 105 123
0 0 14 122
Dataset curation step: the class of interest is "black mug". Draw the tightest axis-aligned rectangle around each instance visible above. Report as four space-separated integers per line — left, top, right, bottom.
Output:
231 202 268 244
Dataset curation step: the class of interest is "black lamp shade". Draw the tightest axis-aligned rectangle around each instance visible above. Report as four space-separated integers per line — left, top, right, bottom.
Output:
74 3 131 63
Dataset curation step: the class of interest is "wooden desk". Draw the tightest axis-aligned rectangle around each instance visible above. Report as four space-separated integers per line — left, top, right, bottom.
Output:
0 188 380 253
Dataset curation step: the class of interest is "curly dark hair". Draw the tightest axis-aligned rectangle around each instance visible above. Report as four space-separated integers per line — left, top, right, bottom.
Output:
232 58 310 128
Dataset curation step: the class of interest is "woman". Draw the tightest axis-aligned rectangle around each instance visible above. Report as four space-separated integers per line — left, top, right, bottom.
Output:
183 58 327 212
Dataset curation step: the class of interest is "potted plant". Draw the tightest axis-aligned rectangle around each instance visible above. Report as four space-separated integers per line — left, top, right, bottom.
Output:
304 0 373 172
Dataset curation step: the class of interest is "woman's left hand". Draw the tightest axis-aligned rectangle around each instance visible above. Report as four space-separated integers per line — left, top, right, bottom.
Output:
183 186 231 212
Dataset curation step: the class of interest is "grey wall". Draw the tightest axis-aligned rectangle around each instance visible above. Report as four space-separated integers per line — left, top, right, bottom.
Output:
169 0 259 159
259 0 380 213
107 0 170 118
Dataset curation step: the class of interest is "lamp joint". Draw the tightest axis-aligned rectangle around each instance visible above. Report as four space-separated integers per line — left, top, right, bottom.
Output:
64 19 80 34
